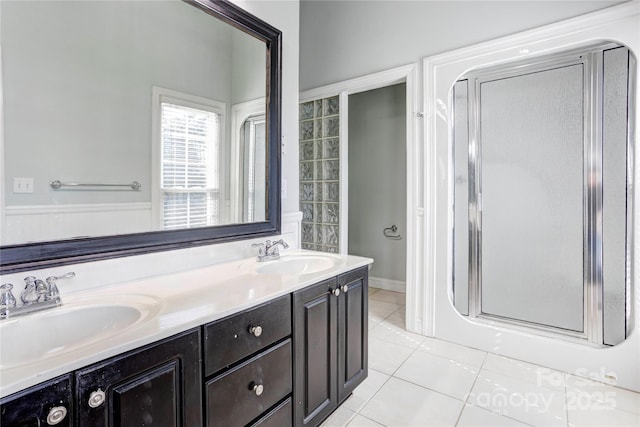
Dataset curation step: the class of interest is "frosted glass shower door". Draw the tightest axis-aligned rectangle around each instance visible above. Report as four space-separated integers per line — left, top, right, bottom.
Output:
479 65 585 332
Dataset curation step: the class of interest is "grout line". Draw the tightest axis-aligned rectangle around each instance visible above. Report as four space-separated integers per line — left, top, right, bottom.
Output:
351 413 387 427
351 368 393 426
459 355 540 427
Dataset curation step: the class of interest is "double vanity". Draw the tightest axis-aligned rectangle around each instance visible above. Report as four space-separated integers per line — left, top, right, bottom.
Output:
0 251 372 426
0 0 369 425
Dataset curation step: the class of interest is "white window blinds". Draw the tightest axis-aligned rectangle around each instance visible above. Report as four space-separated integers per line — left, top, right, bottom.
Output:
160 102 220 229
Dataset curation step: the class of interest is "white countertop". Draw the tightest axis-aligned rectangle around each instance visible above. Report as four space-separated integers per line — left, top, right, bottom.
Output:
0 250 373 398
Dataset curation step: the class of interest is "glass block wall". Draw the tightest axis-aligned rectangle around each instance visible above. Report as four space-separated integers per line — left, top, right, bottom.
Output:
299 96 340 253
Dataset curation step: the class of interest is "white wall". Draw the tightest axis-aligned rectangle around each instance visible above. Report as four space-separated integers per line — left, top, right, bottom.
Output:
300 0 627 90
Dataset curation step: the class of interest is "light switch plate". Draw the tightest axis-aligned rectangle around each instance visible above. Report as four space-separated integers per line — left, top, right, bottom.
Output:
13 177 34 193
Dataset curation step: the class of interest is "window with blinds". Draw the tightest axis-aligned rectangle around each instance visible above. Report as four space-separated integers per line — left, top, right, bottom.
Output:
160 101 221 229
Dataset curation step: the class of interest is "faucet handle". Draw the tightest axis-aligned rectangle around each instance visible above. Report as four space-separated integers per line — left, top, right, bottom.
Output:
21 276 39 304
251 242 265 255
0 284 17 308
45 272 76 284
44 272 74 302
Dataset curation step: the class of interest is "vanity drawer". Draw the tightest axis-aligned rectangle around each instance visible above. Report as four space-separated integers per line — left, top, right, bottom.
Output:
204 294 291 376
206 339 292 427
250 397 292 427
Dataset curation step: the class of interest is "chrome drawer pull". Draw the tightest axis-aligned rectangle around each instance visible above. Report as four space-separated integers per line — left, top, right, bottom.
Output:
332 288 340 297
341 285 349 293
46 406 67 425
249 325 263 337
252 383 264 396
88 389 106 408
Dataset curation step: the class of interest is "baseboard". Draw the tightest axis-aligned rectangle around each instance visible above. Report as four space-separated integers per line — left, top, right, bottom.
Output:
369 276 406 293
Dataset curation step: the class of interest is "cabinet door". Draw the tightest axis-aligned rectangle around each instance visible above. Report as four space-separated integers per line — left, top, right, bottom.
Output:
0 374 73 427
337 267 368 403
293 278 338 427
75 328 202 427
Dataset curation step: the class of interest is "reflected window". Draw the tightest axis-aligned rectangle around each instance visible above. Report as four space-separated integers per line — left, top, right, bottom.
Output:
240 114 266 222
157 91 225 229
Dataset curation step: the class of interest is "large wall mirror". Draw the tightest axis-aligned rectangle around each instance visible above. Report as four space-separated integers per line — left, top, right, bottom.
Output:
0 0 282 273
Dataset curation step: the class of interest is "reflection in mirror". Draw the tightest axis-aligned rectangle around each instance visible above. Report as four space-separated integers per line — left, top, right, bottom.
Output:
239 114 266 223
0 0 281 273
451 42 635 346
1 0 267 245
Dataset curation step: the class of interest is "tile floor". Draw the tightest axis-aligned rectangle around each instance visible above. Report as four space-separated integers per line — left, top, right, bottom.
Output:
321 288 640 427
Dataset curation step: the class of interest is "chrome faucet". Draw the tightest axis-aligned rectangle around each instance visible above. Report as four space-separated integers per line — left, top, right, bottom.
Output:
251 239 289 262
0 272 75 319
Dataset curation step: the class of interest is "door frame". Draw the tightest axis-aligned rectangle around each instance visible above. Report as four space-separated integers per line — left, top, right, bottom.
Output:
300 64 421 332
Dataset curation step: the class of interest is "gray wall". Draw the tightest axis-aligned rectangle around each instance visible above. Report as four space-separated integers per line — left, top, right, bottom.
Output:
2 0 263 207
300 0 626 90
348 83 406 282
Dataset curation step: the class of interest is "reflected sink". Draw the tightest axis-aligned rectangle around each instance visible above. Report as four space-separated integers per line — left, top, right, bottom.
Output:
256 254 342 276
0 295 160 369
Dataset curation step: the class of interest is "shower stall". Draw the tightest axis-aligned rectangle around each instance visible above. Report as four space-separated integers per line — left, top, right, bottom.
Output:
451 42 635 346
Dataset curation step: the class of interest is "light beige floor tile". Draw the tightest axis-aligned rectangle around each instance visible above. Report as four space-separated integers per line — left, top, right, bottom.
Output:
370 320 426 349
457 404 531 426
390 306 406 318
482 353 565 391
321 405 356 427
368 315 383 330
369 300 402 322
368 336 415 375
369 289 406 306
347 414 385 427
369 287 380 296
394 350 479 400
418 337 487 368
567 399 640 427
468 369 567 426
566 374 640 416
383 312 405 329
342 369 390 413
360 377 464 427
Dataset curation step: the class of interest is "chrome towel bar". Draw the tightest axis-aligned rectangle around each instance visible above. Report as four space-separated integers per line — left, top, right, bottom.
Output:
50 180 142 191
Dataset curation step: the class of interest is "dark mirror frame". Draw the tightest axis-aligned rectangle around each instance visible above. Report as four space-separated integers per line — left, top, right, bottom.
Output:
0 0 282 274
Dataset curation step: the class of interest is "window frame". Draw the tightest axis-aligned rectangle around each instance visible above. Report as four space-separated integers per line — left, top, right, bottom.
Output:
151 86 227 230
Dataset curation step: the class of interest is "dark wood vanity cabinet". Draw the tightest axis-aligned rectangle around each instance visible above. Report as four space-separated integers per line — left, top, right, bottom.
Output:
0 266 368 427
337 268 368 403
203 295 293 427
75 328 202 427
0 374 73 427
293 267 368 427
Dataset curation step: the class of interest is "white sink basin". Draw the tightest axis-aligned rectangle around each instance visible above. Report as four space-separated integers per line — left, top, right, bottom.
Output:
0 295 160 369
256 254 342 276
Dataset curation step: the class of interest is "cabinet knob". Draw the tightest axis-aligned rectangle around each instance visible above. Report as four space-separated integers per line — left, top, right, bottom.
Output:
88 388 106 408
341 285 349 293
46 406 67 425
252 383 264 396
332 288 340 297
249 325 263 337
